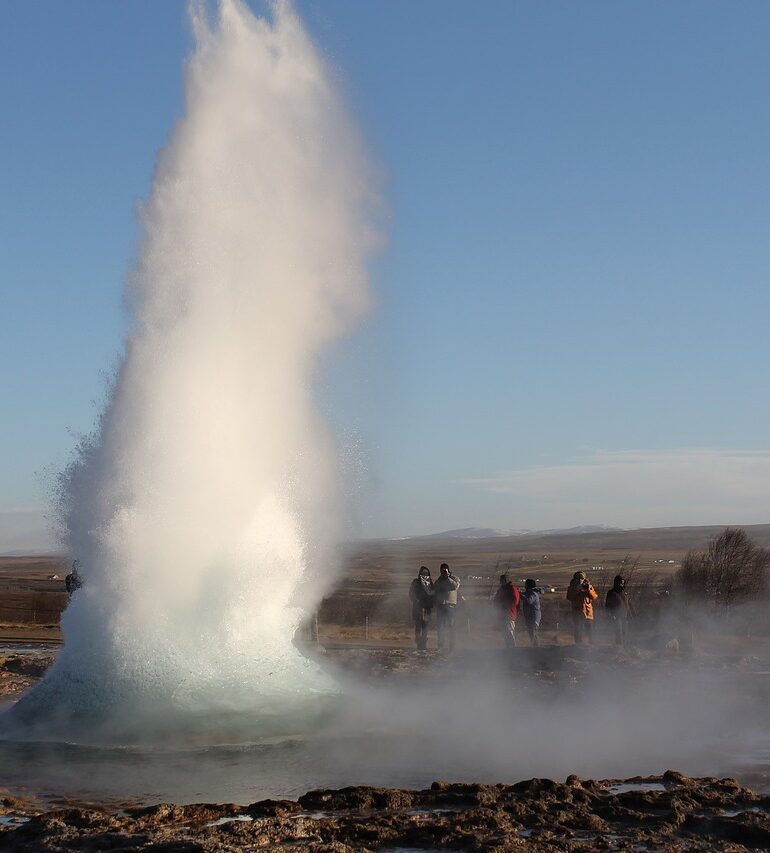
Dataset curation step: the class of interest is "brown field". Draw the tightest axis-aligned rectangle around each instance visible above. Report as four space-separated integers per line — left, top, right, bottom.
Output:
3 523 769 648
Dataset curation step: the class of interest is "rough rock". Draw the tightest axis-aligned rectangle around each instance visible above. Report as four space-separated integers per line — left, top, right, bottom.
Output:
1 774 767 851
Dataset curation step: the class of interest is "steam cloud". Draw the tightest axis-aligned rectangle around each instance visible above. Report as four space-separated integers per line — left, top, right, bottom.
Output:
15 0 378 726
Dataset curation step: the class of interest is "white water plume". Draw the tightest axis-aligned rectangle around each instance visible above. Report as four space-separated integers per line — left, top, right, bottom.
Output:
16 0 378 728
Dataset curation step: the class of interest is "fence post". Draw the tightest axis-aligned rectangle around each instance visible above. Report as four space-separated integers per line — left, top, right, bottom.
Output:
555 621 559 643
365 615 369 641
466 617 471 636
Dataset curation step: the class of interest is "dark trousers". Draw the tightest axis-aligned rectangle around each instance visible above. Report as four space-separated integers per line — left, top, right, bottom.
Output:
414 610 430 650
525 619 540 647
572 613 593 645
610 614 628 645
436 604 456 650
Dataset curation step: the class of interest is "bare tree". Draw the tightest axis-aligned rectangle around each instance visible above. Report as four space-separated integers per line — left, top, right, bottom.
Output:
676 528 769 608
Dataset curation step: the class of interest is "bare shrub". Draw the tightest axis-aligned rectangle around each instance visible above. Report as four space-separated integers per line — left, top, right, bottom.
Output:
676 527 769 608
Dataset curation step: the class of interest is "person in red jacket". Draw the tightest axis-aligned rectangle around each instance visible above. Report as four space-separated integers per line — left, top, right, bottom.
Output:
493 573 521 648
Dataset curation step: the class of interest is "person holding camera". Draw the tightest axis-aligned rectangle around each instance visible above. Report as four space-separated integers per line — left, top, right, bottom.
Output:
433 563 461 651
566 570 598 645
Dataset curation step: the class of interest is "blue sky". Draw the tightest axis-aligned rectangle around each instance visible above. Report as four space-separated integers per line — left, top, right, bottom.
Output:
2 0 770 547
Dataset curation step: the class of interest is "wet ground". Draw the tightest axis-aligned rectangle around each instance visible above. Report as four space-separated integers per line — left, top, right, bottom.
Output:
1 641 769 850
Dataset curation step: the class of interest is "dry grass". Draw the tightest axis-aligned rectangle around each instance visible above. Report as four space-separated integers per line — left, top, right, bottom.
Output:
2 524 766 645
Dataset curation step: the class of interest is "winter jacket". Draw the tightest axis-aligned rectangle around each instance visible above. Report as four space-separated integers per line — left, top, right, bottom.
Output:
566 578 598 619
606 586 634 617
434 572 460 606
409 576 434 619
494 582 521 619
520 588 542 625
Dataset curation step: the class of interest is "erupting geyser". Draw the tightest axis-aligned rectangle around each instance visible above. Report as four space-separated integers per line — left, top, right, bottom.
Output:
11 0 378 734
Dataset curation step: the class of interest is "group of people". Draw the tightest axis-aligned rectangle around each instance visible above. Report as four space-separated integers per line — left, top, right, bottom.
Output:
492 573 544 648
409 565 635 651
409 563 461 650
567 570 636 646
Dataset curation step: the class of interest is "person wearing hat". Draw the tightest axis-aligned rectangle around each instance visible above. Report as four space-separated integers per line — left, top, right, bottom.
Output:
605 574 636 646
566 570 598 645
433 563 461 651
409 566 435 650
493 572 521 648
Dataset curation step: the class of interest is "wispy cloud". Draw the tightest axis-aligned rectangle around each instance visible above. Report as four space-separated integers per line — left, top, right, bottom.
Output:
458 449 770 529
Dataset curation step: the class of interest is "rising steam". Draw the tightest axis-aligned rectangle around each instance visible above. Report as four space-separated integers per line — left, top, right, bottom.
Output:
15 0 378 726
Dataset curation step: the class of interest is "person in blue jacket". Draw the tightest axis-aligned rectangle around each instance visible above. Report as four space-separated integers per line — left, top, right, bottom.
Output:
521 578 544 646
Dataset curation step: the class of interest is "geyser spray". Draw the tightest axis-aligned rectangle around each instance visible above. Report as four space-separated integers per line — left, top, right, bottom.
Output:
15 0 378 729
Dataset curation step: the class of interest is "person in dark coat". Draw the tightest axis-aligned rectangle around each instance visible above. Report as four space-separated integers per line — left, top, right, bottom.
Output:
605 575 635 646
521 578 544 646
433 563 460 651
493 573 521 648
65 560 83 596
409 566 434 650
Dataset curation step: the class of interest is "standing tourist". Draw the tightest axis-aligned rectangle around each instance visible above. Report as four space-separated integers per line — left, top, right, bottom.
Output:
409 566 435 650
493 573 520 648
566 570 597 645
605 574 635 646
65 560 83 596
434 563 461 651
521 578 543 646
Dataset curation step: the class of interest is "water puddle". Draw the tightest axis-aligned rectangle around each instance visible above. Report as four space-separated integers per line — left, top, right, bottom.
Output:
606 782 666 795
0 815 30 828
407 805 465 816
205 815 254 827
0 644 59 654
720 805 763 817
291 806 462 821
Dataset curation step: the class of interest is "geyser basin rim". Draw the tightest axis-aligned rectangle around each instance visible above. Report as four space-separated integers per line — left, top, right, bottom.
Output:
2 692 344 747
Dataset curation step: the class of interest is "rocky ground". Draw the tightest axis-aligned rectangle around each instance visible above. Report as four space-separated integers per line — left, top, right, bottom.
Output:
1 771 769 851
0 650 54 700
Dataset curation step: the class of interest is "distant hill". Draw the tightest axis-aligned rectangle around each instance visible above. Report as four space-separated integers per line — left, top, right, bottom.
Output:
389 524 623 541
357 522 770 557
403 527 531 540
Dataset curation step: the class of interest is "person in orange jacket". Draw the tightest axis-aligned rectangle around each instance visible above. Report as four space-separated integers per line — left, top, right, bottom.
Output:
566 570 598 645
